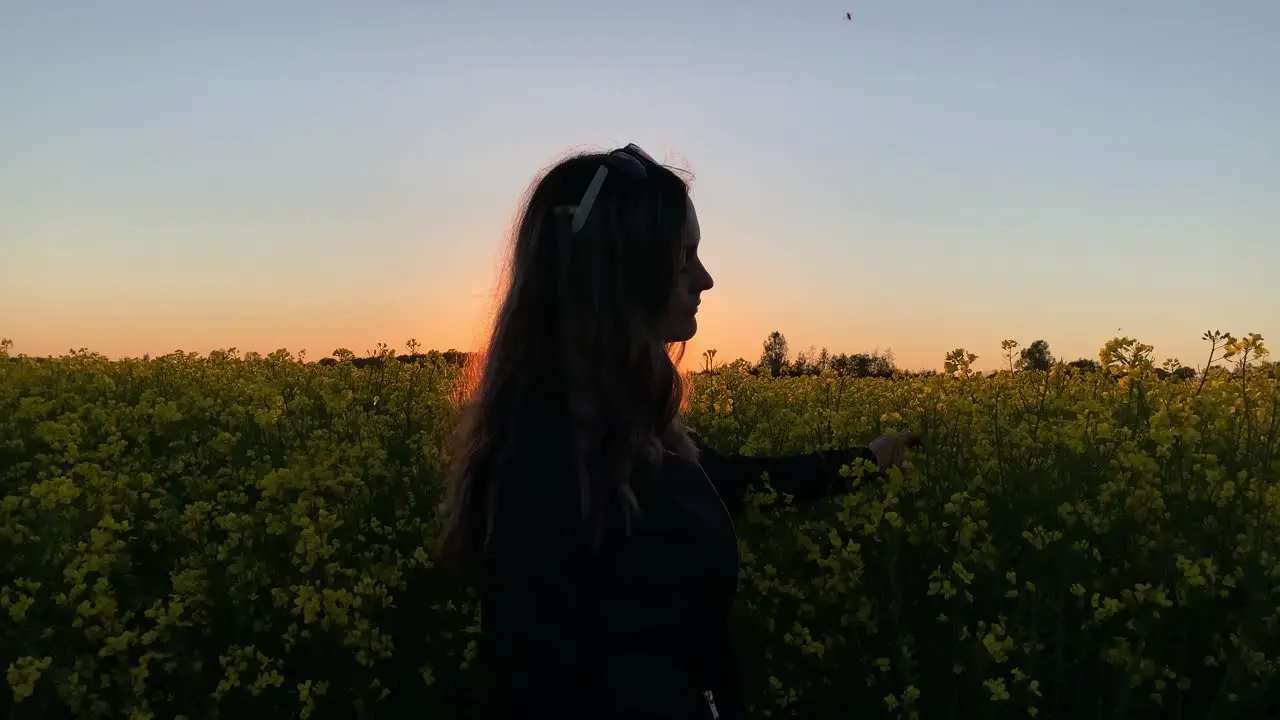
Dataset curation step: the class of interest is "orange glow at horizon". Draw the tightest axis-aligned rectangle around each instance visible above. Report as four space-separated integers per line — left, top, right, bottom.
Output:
7 288 1263 374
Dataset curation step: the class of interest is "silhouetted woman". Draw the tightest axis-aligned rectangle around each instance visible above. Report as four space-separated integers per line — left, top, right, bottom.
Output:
438 144 920 719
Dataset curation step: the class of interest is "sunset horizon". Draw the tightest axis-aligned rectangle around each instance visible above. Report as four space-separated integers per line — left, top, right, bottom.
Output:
1 320 1266 374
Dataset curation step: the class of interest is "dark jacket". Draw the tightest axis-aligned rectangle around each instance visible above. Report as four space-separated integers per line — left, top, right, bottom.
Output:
478 431 877 720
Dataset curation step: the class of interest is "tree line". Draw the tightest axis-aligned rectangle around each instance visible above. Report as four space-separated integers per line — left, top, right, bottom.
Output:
702 330 1272 382
4 333 1270 382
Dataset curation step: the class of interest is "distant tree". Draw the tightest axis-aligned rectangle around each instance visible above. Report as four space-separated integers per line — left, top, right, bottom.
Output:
829 353 851 375
827 349 895 378
859 352 895 378
441 349 469 368
849 351 880 376
793 345 812 376
1161 357 1196 382
1018 339 1054 371
1067 358 1101 373
759 331 789 377
792 344 832 376
1259 360 1279 380
871 351 897 377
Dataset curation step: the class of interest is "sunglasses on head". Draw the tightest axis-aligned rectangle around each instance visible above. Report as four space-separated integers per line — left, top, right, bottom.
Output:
570 143 660 233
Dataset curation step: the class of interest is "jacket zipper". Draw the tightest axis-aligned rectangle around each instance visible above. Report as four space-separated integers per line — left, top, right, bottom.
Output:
704 689 721 719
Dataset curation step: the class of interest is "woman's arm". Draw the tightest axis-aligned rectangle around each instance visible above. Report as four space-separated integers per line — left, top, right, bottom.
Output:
692 433 878 514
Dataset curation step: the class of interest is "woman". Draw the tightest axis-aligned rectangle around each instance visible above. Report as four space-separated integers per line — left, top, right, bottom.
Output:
438 144 920 719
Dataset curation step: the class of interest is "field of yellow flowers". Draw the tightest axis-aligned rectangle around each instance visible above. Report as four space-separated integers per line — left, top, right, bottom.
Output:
2 334 1277 719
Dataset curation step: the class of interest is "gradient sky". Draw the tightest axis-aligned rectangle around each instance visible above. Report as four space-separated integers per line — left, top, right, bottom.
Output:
2 0 1276 371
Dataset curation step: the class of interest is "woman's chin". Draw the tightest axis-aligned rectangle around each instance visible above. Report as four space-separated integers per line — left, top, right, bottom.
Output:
662 315 698 344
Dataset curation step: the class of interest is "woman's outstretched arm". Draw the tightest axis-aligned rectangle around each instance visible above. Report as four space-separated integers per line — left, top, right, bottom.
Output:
691 433 880 515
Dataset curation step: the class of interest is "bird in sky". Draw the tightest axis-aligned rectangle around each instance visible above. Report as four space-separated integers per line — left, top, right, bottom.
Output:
846 12 853 20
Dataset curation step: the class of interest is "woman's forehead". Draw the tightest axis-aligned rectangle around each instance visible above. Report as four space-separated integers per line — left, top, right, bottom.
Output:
684 198 700 244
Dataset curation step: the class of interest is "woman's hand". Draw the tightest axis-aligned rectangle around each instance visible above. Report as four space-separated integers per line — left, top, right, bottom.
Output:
867 431 923 471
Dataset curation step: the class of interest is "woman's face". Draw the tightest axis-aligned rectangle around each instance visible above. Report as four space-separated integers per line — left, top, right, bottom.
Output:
659 197 715 343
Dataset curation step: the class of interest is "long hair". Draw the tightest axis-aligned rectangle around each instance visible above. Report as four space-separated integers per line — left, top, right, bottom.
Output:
437 148 700 566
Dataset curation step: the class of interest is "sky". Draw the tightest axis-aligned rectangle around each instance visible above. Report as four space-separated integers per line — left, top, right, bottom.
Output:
2 0 1276 371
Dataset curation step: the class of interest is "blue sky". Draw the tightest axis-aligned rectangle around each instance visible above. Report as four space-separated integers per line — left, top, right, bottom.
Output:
2 0 1276 369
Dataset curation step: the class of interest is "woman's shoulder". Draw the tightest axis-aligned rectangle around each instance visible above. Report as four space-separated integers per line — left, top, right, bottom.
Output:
681 429 720 470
